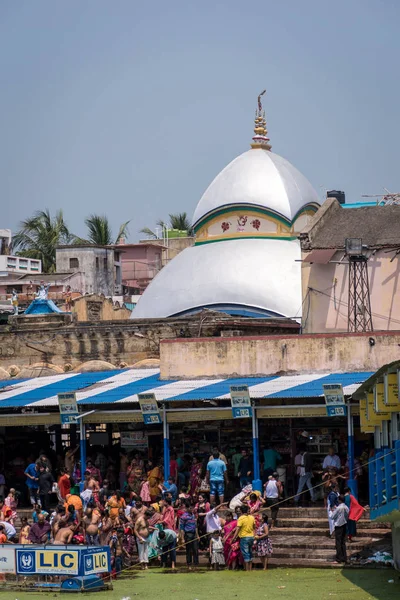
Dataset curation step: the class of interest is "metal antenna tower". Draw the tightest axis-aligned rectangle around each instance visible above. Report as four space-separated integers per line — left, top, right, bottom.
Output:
346 239 373 333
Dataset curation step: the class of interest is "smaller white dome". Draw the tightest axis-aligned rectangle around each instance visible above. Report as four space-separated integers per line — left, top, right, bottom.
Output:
131 238 302 319
192 148 320 226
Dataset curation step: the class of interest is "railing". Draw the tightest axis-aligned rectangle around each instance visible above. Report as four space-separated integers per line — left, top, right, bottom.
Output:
369 440 400 520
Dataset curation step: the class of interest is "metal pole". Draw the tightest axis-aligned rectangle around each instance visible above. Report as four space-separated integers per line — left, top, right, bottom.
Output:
79 419 86 493
252 406 262 493
163 404 170 483
346 401 357 497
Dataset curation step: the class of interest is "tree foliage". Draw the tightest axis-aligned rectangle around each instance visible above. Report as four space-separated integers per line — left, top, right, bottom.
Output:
13 209 71 273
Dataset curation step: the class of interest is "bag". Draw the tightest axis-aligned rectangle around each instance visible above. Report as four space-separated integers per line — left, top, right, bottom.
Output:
199 477 210 493
52 482 59 494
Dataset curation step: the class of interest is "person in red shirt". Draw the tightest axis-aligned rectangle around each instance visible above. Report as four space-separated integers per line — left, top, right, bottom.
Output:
169 453 179 484
58 468 71 500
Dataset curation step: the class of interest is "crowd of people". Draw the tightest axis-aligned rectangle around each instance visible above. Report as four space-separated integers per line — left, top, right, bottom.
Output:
0 441 369 571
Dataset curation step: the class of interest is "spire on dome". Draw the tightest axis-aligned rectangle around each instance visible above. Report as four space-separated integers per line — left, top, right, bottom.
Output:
251 90 272 151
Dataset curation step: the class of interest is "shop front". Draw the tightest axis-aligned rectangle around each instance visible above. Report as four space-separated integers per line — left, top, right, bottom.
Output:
0 368 373 499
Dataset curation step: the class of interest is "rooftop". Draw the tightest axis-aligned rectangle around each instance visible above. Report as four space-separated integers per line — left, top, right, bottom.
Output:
300 198 400 250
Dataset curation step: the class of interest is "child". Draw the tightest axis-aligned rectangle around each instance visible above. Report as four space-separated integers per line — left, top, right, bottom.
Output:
209 530 225 569
19 517 31 544
4 488 18 524
255 514 273 570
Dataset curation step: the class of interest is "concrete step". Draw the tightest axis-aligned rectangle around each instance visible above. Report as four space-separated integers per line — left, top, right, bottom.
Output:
272 535 374 550
275 518 389 529
271 548 360 559
270 527 391 538
275 507 371 519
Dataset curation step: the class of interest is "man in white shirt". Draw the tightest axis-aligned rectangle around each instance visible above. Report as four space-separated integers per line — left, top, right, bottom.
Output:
322 447 341 471
330 495 349 563
0 521 16 540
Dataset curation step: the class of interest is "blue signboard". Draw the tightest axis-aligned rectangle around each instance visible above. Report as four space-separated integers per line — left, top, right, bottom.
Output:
15 546 111 576
232 407 252 419
326 405 347 417
81 547 111 575
230 385 252 419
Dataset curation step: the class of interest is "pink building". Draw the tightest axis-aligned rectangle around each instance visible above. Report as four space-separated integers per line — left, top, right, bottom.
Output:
117 242 164 293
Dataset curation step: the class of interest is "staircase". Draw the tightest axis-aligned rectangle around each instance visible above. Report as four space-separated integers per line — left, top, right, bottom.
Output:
14 506 392 569
266 506 392 568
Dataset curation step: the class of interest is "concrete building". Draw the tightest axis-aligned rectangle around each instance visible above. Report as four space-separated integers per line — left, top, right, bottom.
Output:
56 244 121 296
300 198 400 333
116 242 163 292
0 228 42 276
0 254 41 277
139 235 195 267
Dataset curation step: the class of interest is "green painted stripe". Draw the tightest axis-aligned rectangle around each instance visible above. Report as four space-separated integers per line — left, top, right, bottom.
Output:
194 235 298 246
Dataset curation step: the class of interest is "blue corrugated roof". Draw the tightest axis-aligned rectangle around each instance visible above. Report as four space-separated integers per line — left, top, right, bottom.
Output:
0 369 374 408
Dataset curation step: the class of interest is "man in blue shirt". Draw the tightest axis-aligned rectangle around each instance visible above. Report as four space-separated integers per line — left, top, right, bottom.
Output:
206 452 228 504
24 462 39 506
180 503 199 568
162 477 178 502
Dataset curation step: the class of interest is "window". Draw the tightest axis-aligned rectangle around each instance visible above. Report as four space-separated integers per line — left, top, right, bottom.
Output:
69 258 79 269
96 257 99 269
103 257 107 271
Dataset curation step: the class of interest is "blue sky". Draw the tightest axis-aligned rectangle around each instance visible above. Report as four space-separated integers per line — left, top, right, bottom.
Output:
1 1 399 241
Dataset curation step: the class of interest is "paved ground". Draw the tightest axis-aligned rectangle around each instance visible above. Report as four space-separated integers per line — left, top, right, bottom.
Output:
1 568 399 600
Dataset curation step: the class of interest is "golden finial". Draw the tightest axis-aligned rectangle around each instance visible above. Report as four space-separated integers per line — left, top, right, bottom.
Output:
251 90 271 150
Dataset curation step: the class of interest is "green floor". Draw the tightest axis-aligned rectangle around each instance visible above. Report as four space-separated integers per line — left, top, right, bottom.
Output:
0 569 399 600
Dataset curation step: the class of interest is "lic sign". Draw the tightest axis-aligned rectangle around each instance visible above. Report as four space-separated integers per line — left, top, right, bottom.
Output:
16 549 79 575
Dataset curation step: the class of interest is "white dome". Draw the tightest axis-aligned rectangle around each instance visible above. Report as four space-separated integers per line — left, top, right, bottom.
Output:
131 238 301 319
192 148 320 226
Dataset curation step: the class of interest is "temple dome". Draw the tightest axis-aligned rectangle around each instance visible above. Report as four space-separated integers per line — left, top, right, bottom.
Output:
192 148 320 226
131 238 301 319
131 93 320 321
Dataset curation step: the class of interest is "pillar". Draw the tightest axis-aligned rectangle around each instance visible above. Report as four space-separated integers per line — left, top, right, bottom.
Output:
252 407 262 493
79 420 87 492
163 405 170 483
346 402 357 497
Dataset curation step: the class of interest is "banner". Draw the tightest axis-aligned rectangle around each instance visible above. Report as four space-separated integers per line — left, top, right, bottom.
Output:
0 546 16 573
359 397 374 433
138 393 162 425
15 546 111 576
81 547 111 575
230 385 252 419
58 392 78 425
16 548 79 576
366 392 390 424
384 373 400 410
120 431 148 449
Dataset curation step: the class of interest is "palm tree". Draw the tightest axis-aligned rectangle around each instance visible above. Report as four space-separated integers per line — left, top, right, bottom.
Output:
140 220 167 240
13 209 71 273
76 215 130 245
169 212 191 231
140 213 192 239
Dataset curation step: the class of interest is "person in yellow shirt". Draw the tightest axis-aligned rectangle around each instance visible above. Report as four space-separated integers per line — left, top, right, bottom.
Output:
232 505 256 571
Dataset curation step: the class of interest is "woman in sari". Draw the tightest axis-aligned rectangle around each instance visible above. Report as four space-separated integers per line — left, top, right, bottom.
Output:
195 493 210 551
223 511 242 569
147 461 163 502
189 457 202 499
126 467 144 499
344 487 366 541
246 492 264 528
